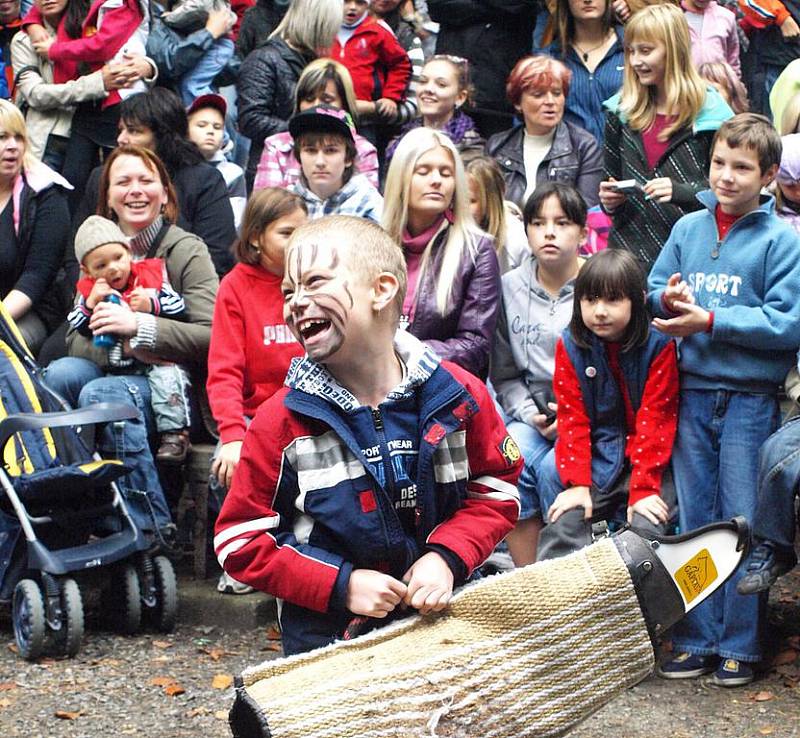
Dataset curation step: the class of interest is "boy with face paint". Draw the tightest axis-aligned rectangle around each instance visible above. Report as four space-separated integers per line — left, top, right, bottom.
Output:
214 215 521 655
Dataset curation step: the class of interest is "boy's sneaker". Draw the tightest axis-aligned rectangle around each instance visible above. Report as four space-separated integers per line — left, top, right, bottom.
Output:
711 659 754 687
657 652 719 679
736 542 797 595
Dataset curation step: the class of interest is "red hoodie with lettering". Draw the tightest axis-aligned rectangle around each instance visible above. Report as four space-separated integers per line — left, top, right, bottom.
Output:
207 262 304 444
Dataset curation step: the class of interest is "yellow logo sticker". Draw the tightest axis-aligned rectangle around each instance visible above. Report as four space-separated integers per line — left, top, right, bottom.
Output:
675 548 718 604
499 436 522 466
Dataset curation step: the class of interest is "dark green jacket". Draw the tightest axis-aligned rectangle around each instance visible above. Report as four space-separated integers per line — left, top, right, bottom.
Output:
602 87 733 271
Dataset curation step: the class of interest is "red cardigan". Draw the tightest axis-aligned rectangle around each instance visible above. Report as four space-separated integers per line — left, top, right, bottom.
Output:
207 263 304 444
553 338 679 505
331 17 411 102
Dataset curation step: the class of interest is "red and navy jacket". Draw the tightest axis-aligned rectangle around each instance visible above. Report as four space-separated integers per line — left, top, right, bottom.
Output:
332 17 411 102
553 328 679 504
214 333 520 655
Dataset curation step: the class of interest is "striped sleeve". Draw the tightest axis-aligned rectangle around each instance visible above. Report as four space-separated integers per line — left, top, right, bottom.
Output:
738 0 790 26
426 366 521 574
213 406 351 613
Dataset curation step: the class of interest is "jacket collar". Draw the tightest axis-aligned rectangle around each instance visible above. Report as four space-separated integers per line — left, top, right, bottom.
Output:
285 330 441 414
695 188 776 219
294 173 367 207
603 85 733 134
495 120 569 168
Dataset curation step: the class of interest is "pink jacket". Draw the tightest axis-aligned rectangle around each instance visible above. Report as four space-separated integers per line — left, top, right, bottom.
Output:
685 2 741 78
252 130 379 191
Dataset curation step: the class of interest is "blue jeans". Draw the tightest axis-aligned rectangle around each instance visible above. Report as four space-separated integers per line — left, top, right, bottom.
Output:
179 38 235 106
752 416 800 551
671 389 779 663
43 358 172 533
506 420 553 520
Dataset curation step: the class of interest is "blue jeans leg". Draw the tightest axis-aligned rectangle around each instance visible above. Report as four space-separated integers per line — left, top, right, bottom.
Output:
44 359 172 533
506 420 553 520
671 390 778 662
752 416 800 550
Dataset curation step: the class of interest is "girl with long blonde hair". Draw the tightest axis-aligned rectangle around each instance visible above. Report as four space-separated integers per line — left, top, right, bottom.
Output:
382 127 500 379
598 3 733 270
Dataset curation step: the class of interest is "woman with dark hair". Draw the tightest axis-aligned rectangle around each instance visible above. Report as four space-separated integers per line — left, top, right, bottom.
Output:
543 0 623 144
72 87 237 277
486 55 603 209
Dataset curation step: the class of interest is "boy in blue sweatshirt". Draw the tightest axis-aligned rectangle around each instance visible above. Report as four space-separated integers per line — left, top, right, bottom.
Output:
647 113 800 688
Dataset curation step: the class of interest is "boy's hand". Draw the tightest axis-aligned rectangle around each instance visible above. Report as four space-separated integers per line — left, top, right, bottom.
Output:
662 272 694 313
651 300 710 337
627 494 670 526
85 278 114 310
548 485 592 523
402 551 454 615
532 402 558 441
643 177 673 203
375 98 398 119
211 440 243 489
781 15 800 40
128 286 152 313
345 570 407 618
599 179 627 212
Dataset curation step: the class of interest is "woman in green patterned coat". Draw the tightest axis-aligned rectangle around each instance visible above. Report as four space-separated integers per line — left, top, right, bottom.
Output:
598 4 732 271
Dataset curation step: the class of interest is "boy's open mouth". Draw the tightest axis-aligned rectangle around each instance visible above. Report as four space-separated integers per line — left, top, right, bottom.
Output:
299 319 331 341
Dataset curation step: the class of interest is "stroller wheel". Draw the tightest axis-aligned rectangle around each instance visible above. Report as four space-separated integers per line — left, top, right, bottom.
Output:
107 563 142 635
144 555 178 633
54 579 84 658
12 579 46 661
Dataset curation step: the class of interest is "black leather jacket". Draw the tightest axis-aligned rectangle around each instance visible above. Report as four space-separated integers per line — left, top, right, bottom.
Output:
486 120 603 209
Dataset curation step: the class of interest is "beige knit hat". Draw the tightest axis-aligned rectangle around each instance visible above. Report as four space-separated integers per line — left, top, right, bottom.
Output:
74 215 131 265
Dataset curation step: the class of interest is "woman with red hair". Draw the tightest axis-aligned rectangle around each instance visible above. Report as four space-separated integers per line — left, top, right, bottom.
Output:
486 55 603 209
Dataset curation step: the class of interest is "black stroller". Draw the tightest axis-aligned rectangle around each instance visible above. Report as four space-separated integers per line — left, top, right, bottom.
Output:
0 304 177 660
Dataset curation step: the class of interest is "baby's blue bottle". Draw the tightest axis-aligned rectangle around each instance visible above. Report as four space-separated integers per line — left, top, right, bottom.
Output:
93 294 121 349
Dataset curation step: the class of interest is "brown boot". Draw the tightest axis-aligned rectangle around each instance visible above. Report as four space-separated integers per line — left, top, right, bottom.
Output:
156 429 191 464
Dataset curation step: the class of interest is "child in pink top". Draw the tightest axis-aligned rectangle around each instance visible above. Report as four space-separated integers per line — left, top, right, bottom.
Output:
683 0 741 78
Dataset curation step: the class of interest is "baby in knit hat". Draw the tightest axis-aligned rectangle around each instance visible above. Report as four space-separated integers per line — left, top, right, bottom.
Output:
68 215 193 464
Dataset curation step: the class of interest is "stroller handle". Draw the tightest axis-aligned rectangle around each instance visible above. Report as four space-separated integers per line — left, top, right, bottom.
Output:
0 402 140 454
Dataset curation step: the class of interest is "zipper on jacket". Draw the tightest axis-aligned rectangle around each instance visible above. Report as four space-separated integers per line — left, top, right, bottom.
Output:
371 406 398 500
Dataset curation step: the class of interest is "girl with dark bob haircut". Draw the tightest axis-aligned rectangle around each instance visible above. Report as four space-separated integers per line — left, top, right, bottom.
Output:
535 246 680 562
569 248 650 353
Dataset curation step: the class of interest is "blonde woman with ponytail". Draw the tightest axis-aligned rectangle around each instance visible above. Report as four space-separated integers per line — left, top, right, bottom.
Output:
382 128 501 379
598 3 733 270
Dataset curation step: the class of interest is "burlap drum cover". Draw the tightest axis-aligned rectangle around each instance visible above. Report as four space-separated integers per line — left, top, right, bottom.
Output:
236 538 654 738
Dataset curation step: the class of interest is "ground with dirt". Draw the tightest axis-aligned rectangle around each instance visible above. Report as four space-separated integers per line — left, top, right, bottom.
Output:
1 568 798 737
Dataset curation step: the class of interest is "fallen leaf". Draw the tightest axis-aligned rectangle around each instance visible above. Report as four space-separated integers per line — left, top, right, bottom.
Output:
266 625 282 641
199 646 226 661
151 655 171 663
187 707 209 718
150 676 175 687
6 644 18 654
55 710 84 720
759 727 775 735
0 684 15 692
214 710 228 720
262 642 281 652
772 649 797 667
750 691 775 702
152 640 173 649
212 674 233 690
0 698 11 709
164 683 186 697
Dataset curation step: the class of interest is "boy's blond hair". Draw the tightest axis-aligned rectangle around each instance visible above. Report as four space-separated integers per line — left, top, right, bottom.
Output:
289 215 408 320
712 113 782 175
